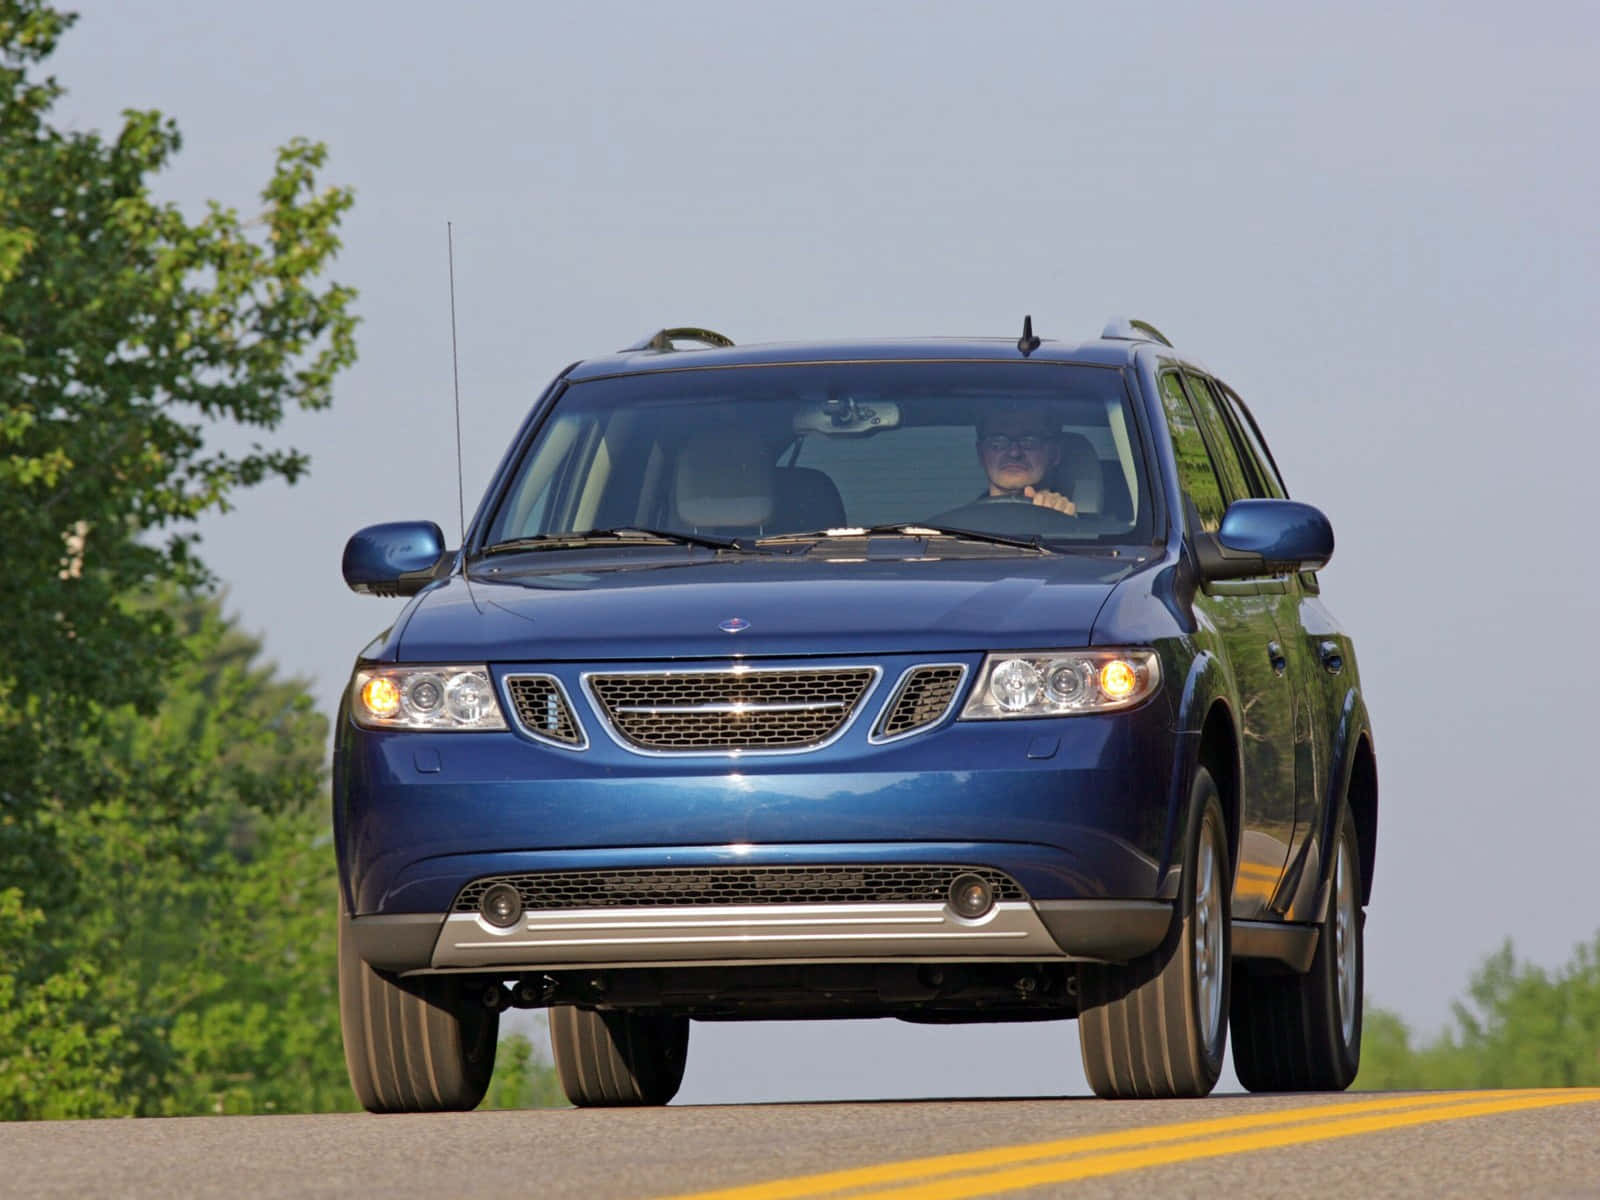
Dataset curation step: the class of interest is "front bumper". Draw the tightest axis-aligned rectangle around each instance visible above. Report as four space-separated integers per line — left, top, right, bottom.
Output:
335 712 1186 912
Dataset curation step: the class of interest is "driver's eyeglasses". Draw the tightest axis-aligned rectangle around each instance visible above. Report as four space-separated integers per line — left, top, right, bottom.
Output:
979 434 1051 453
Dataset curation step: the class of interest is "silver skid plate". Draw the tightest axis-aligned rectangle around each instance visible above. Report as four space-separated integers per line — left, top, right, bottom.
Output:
430 901 1064 969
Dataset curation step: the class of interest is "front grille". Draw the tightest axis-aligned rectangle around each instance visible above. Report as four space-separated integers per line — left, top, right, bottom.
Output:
586 666 877 752
504 675 584 746
875 664 966 740
454 865 1027 912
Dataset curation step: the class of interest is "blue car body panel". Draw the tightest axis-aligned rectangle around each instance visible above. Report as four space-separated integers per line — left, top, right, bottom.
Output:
389 556 1134 663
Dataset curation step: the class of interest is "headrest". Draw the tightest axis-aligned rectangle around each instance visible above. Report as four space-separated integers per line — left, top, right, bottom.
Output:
673 428 775 528
1057 432 1103 514
771 466 846 533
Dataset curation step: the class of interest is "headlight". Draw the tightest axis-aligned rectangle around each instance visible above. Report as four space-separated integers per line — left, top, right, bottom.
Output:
351 665 508 731
960 649 1161 719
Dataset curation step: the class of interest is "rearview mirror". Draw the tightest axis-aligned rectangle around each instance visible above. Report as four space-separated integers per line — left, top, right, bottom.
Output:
342 521 450 596
1194 499 1334 582
793 396 900 436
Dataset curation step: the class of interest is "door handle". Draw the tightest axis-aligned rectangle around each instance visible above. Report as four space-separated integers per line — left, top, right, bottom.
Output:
1267 641 1287 675
1319 640 1344 674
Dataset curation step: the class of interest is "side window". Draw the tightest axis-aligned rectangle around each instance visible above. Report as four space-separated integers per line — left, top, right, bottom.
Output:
1217 385 1288 500
1183 373 1253 504
1216 383 1317 589
1157 372 1227 533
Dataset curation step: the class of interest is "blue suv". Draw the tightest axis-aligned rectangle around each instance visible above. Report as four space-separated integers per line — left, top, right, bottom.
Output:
335 319 1377 1108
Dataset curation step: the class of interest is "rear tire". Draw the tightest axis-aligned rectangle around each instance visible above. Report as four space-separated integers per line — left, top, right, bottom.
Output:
1231 804 1364 1091
1078 766 1231 1098
549 1005 690 1107
337 910 498 1113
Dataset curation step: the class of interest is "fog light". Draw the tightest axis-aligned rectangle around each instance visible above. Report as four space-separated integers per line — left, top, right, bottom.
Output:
479 883 523 928
948 873 995 919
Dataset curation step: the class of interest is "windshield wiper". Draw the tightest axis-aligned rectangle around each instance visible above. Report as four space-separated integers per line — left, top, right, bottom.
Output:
755 523 1050 553
477 527 743 557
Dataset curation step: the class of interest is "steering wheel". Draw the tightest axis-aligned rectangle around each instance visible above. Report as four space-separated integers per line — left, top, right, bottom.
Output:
926 496 1075 538
973 492 1036 505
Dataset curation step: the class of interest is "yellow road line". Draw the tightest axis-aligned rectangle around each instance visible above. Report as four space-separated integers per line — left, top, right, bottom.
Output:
657 1090 1587 1200
843 1090 1600 1200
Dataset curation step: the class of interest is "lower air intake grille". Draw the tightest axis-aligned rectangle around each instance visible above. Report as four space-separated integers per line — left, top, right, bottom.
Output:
453 865 1026 912
585 666 877 752
875 664 967 740
504 674 584 746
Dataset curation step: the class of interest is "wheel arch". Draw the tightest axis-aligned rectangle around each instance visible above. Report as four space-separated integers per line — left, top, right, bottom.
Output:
1345 731 1378 906
1197 701 1242 873
1165 649 1241 891
1314 689 1378 914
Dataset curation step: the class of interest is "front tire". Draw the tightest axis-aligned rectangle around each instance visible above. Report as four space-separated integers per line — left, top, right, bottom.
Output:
1077 766 1232 1098
549 1005 689 1107
337 910 498 1113
1231 804 1364 1091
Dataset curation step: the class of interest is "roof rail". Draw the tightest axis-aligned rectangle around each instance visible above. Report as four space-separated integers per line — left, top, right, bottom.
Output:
621 327 735 353
1100 318 1173 347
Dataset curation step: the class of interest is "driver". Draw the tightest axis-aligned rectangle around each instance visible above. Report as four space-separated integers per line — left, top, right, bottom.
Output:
976 405 1076 514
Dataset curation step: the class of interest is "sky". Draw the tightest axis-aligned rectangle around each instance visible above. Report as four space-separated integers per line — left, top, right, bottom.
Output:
46 0 1600 1102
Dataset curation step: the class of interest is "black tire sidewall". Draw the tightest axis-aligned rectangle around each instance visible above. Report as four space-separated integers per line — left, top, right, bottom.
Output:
1181 767 1231 1074
337 908 498 1112
1321 806 1364 1081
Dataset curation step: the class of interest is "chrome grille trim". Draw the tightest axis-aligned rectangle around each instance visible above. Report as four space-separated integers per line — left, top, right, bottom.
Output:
870 663 969 744
454 865 1026 912
502 673 588 750
581 664 882 756
612 701 842 714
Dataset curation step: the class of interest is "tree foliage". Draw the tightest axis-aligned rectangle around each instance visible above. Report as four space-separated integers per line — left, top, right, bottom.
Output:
0 593 352 1116
0 10 564 1114
0 589 565 1117
1356 935 1600 1090
0 0 357 734
0 1 366 1116
483 1029 568 1111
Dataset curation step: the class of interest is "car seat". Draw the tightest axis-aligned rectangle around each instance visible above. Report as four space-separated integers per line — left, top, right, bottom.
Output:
769 467 846 534
1052 432 1104 514
672 428 776 534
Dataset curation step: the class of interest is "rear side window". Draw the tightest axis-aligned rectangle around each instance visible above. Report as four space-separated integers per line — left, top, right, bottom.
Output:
1182 373 1254 504
1217 385 1288 500
1158 372 1226 532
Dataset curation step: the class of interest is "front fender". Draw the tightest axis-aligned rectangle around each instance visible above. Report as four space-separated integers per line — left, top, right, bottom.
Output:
1156 647 1238 897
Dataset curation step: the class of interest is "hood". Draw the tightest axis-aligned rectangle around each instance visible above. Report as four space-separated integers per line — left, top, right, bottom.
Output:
392 554 1140 663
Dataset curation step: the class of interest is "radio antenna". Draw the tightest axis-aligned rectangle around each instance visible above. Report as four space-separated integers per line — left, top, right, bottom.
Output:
447 221 467 543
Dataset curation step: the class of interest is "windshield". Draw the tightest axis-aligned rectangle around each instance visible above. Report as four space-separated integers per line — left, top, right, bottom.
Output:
480 362 1155 551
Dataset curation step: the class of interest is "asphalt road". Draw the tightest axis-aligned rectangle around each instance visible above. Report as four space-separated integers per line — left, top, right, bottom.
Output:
2 1090 1597 1199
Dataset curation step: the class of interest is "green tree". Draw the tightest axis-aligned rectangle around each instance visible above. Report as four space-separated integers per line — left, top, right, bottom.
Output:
0 1 357 1118
0 0 356 740
483 1030 568 1111
0 594 353 1117
1355 934 1600 1091
0 591 567 1117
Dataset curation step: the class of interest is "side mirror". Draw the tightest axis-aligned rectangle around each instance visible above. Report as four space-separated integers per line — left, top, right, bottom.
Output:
342 521 450 596
1194 499 1334 582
